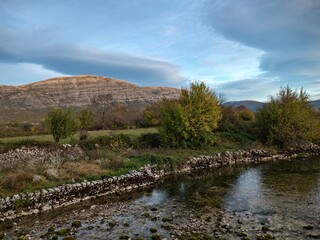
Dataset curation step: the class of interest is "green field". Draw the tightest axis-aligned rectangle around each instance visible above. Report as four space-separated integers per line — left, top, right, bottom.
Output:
0 127 158 144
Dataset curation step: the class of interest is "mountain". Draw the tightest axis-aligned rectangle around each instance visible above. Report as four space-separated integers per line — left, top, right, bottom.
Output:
224 99 320 112
311 99 320 109
223 100 265 112
0 75 180 123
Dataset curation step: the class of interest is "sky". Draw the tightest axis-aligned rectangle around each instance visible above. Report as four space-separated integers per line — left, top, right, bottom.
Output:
0 0 319 101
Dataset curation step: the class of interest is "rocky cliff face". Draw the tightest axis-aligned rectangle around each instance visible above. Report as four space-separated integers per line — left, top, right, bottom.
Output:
0 75 180 122
0 75 180 109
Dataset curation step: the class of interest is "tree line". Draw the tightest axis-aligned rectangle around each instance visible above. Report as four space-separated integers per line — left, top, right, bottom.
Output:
45 82 320 149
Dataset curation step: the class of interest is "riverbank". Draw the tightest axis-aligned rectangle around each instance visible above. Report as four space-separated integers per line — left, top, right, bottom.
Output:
2 154 320 240
1 143 319 221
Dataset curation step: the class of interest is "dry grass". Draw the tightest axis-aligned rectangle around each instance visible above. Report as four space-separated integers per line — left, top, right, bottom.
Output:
1 172 35 191
58 161 107 181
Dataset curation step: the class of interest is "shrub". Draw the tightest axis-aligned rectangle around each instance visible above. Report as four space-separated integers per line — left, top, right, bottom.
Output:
78 134 135 151
256 86 320 149
138 133 161 148
45 108 79 143
78 109 94 130
143 102 162 126
159 82 222 148
218 106 256 143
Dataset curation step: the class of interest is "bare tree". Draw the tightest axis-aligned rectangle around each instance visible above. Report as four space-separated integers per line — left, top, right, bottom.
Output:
91 93 113 128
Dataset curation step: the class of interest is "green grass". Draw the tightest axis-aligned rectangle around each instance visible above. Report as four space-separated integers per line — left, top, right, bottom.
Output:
0 127 157 144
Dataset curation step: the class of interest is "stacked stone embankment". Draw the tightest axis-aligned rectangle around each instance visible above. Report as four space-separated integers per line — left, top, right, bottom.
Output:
0 144 319 220
0 144 84 169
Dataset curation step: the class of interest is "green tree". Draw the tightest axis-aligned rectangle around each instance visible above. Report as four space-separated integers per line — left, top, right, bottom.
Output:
256 86 320 149
45 108 78 143
159 100 184 147
143 102 162 126
79 109 94 130
160 81 222 148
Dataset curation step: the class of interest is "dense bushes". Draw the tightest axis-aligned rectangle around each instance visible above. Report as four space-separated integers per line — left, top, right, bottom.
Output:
218 106 257 143
0 122 47 138
78 132 162 151
256 87 320 149
159 82 222 149
138 133 161 148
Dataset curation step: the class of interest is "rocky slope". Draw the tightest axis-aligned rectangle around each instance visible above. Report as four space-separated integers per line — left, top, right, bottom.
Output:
0 75 180 122
0 75 180 109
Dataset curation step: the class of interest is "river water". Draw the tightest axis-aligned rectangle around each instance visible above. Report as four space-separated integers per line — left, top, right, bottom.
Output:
1 156 320 239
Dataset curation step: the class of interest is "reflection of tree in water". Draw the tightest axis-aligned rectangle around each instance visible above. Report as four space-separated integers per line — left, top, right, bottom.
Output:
261 158 320 196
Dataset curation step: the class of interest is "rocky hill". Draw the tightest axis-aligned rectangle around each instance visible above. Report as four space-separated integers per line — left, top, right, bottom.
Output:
0 75 180 122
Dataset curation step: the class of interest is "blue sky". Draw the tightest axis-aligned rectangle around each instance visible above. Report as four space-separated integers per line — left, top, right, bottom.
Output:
0 0 319 101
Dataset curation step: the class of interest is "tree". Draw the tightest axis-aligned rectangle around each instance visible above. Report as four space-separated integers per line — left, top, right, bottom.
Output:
159 100 184 147
160 81 222 148
256 86 320 149
91 93 113 128
143 102 162 126
78 109 94 130
45 108 78 143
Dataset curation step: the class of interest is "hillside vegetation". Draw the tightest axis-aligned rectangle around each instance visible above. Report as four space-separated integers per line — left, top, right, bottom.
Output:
0 82 319 197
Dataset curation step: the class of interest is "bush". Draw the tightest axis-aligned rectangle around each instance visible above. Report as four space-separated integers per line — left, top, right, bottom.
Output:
138 133 161 148
45 108 79 143
159 82 222 149
256 86 320 149
218 106 257 143
78 134 135 151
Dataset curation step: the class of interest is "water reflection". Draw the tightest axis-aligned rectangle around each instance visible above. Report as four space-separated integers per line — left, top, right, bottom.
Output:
134 189 168 205
262 159 320 195
224 168 263 212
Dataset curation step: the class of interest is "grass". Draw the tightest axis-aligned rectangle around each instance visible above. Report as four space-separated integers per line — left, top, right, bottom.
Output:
0 127 263 197
0 127 158 144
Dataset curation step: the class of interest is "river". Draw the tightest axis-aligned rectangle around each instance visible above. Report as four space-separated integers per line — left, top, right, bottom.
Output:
1 156 320 239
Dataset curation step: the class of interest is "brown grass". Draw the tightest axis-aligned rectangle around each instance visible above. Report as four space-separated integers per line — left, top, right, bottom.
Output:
58 161 106 180
1 172 34 191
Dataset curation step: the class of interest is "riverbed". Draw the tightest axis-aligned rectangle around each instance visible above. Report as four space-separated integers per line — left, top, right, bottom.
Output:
1 156 320 239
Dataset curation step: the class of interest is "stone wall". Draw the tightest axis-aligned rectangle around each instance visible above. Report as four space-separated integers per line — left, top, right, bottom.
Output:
0 145 319 221
0 144 84 170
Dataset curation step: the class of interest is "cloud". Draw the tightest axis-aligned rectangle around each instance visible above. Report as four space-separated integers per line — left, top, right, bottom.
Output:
203 0 320 90
0 27 182 86
0 62 64 86
212 77 280 101
0 42 182 86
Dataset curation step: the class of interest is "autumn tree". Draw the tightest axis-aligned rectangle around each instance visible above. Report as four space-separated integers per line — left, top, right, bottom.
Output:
256 86 320 149
160 81 222 148
143 102 162 126
78 109 94 130
45 108 78 143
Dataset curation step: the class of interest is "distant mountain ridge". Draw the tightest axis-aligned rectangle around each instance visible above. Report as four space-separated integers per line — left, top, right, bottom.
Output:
224 99 320 112
0 75 180 122
223 100 265 112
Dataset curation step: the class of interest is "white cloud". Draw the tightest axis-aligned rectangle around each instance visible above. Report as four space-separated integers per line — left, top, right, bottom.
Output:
0 62 64 86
